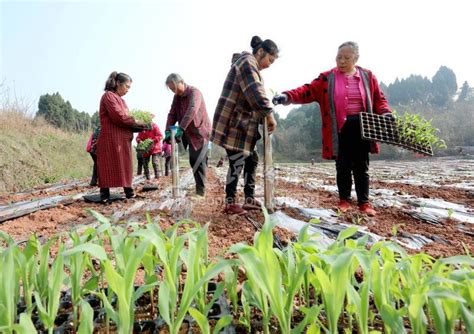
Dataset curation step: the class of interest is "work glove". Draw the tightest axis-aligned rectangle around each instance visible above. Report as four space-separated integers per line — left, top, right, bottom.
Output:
382 112 395 121
164 127 184 143
272 93 288 105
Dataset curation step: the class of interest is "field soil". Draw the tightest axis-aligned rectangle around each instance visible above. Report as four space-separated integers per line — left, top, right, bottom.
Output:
1 157 473 258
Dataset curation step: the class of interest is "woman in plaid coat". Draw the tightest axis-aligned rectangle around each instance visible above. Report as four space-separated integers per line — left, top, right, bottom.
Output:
211 35 279 215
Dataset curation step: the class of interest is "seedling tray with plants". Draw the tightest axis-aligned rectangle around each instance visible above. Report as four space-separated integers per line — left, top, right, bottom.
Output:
359 112 445 156
135 139 154 154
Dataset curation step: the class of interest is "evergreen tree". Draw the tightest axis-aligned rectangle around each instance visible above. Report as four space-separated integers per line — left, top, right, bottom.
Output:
431 66 457 106
458 81 470 102
36 92 93 132
91 111 100 128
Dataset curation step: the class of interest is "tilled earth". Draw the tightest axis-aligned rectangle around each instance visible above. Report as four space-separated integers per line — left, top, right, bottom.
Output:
0 157 473 258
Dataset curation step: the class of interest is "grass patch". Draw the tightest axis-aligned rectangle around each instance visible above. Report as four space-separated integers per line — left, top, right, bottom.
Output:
0 110 92 192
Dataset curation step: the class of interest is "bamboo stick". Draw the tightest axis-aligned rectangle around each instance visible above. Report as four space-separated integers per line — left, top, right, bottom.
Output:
263 118 274 212
170 126 180 198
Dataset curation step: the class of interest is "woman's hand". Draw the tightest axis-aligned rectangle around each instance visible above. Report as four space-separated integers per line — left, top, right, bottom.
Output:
134 119 146 127
266 112 277 134
272 93 288 105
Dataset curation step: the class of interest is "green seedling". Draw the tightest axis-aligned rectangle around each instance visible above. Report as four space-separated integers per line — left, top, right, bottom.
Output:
136 138 154 152
393 110 447 150
130 109 154 124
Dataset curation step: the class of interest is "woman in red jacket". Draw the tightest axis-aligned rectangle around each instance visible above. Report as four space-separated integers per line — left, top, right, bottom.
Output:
136 122 163 180
273 41 393 216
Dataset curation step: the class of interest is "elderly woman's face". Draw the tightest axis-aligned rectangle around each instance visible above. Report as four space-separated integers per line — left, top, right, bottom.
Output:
167 82 186 96
336 46 358 74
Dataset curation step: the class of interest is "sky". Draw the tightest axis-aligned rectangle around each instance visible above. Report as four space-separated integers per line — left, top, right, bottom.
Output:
1 0 473 130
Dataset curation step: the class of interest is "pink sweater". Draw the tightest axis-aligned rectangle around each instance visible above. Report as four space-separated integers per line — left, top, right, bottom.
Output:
334 68 366 130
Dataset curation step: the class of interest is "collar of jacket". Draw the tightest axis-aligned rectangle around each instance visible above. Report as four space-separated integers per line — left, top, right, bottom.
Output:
177 84 192 98
231 51 253 65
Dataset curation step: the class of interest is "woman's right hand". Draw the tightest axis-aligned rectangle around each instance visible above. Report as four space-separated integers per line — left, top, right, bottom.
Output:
272 93 288 105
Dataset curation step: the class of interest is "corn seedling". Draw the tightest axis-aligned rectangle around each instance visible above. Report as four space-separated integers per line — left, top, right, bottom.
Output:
33 237 57 307
14 235 39 316
309 248 355 334
369 242 407 333
132 223 185 332
11 313 37 334
230 208 309 334
133 221 230 334
0 246 19 334
77 299 94 334
62 238 107 331
224 265 239 314
189 306 233 334
447 208 454 219
141 242 159 318
34 243 66 334
238 283 252 332
183 223 227 317
99 237 155 334
174 224 230 334
351 214 365 225
391 223 405 239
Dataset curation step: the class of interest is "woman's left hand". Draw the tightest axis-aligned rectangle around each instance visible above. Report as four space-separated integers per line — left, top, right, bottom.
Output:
266 113 277 134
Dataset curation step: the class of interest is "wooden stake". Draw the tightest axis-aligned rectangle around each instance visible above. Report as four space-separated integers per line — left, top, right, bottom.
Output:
263 118 274 211
170 126 180 198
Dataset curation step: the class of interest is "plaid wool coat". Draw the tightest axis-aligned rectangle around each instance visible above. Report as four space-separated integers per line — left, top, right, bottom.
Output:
211 51 273 156
283 66 391 160
96 91 136 188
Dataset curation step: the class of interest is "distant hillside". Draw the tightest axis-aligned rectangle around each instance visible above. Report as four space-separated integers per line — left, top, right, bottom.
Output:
0 110 91 193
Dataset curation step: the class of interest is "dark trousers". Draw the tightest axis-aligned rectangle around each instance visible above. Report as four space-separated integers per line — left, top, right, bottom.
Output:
137 152 144 175
189 143 208 195
225 149 258 204
336 115 370 204
89 152 98 186
164 156 171 176
143 154 160 179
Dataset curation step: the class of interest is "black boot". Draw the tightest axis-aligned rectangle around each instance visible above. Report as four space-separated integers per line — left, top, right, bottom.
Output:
99 188 110 203
124 187 135 199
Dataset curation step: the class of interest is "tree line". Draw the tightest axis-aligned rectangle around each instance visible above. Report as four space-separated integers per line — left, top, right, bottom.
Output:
36 65 473 160
36 92 98 133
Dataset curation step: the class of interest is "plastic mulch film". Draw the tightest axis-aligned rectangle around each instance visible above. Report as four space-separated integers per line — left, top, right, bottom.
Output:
359 112 433 156
0 195 73 223
271 209 437 250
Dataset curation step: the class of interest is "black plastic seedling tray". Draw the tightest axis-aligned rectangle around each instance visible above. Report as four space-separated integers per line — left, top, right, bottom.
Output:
360 112 433 156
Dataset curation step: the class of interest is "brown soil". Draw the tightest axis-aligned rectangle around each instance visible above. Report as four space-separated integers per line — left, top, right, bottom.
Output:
371 180 474 207
0 164 473 258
